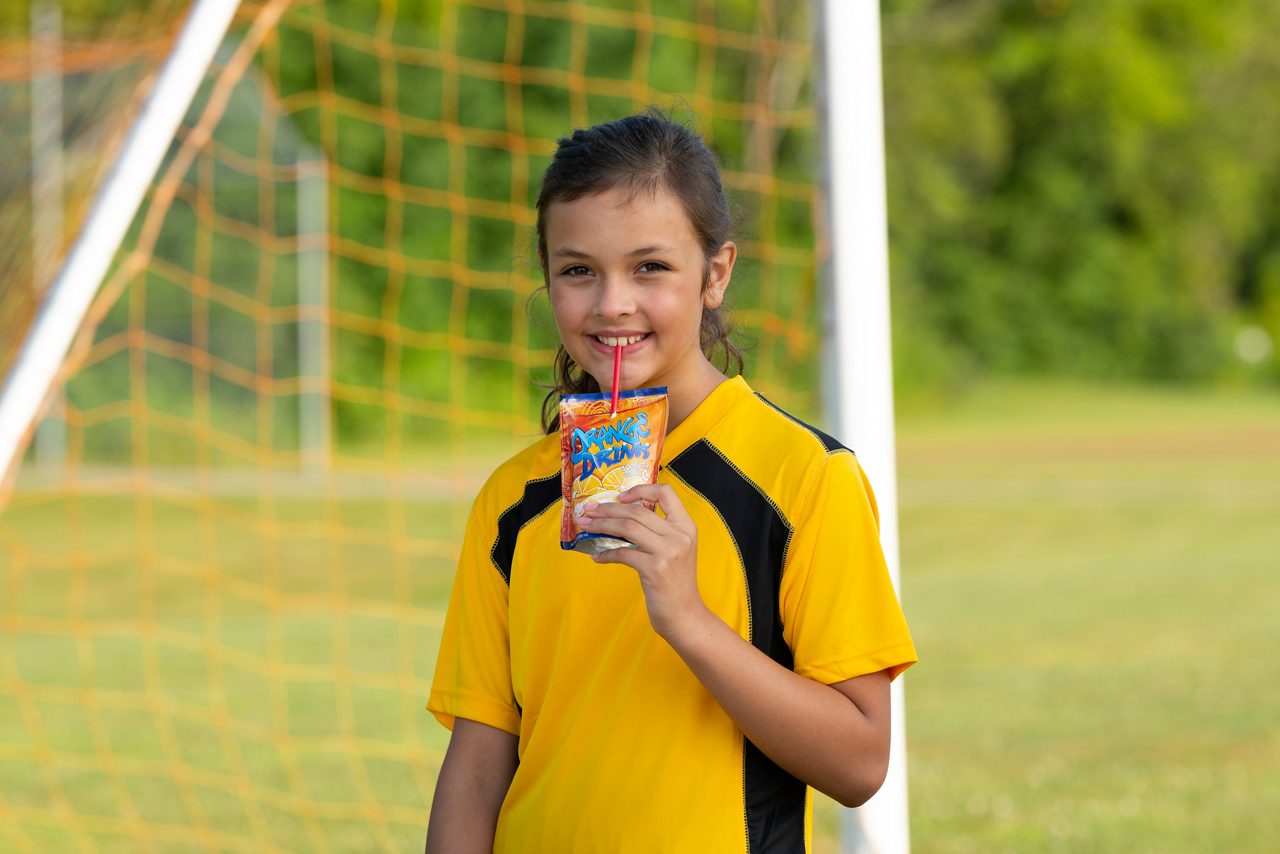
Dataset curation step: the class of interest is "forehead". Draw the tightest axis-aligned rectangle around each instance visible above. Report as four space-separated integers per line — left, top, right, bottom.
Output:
544 185 698 249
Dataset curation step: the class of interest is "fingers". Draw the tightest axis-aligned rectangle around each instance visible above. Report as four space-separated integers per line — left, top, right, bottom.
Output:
617 483 691 526
580 483 696 564
581 507 696 561
591 545 646 569
579 506 666 550
582 498 656 522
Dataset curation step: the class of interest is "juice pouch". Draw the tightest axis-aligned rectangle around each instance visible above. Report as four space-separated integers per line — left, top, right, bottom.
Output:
559 387 669 554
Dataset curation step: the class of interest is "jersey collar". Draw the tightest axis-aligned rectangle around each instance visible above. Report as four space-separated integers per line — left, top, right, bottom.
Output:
660 375 752 465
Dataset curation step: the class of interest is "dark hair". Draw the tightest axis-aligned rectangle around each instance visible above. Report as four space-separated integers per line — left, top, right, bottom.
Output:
536 110 744 433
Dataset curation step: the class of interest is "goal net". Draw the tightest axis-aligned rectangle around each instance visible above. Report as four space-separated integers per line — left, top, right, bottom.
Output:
0 1 827 849
0 0 196 392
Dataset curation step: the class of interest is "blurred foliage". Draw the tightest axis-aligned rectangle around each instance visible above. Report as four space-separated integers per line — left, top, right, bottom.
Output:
881 0 1280 392
13 0 1280 462
266 0 1280 428
0 0 186 39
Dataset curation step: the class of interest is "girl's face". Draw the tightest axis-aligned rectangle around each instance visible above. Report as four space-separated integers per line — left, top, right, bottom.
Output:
544 186 735 409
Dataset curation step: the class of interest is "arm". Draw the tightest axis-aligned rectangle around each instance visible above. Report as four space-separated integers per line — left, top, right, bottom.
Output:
425 718 519 854
580 485 892 807
666 609 890 807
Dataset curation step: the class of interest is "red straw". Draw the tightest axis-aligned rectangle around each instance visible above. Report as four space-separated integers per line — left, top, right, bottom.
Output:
610 344 622 417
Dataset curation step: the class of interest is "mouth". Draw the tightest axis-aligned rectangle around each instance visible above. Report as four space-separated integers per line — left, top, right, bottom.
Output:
592 333 650 348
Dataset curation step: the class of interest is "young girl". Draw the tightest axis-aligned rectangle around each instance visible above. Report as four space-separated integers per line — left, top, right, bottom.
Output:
426 112 916 853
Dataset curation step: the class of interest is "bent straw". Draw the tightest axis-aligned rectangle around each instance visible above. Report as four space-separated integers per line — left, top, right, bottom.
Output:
610 344 622 417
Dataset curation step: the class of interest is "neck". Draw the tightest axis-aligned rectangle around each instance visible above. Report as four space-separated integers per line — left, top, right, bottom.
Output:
665 358 730 431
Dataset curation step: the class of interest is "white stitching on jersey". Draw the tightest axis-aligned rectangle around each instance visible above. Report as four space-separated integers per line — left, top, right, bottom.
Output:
489 471 560 576
753 391 856 459
704 441 796 589
663 464 752 645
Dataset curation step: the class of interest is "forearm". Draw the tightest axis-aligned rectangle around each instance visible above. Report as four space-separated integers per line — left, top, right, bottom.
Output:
425 776 500 854
665 605 890 807
580 486 893 805
426 720 517 854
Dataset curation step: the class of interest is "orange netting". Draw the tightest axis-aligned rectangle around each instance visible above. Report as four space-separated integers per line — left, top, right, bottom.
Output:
0 2 195 381
0 1 821 848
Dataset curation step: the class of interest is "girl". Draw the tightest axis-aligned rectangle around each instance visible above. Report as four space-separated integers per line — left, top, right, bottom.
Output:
426 112 916 853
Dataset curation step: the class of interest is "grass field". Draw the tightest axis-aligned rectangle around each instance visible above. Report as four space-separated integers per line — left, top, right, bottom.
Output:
2 380 1278 852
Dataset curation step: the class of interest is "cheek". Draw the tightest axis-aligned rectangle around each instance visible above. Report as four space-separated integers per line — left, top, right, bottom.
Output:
548 288 592 353
547 288 576 328
657 288 706 336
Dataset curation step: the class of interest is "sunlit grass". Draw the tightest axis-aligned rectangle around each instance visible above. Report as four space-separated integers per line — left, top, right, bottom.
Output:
2 380 1278 851
868 380 1280 853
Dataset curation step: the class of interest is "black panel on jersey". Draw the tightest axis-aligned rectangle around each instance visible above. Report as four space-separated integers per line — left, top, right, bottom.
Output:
667 440 806 854
490 474 561 584
754 393 849 455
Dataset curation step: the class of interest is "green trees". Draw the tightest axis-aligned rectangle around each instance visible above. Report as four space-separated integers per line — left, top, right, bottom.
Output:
882 0 1280 389
12 0 1278 443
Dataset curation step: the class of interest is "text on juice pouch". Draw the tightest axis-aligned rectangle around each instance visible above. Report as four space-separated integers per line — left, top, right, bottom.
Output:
559 387 668 554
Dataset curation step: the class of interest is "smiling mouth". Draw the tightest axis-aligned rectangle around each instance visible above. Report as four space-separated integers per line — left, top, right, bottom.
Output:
593 333 649 347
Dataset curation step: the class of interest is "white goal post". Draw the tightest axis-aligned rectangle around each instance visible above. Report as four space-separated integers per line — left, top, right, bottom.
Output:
0 0 243 492
816 1 912 852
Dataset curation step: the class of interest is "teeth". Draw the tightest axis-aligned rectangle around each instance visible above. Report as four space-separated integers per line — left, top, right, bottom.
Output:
598 334 645 347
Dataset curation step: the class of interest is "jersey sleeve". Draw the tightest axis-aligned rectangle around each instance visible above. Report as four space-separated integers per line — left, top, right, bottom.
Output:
427 481 522 736
779 451 917 685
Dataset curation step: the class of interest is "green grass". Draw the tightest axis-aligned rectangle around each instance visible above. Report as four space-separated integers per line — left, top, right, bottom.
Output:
2 380 1278 852
867 380 1280 853
0 492 462 852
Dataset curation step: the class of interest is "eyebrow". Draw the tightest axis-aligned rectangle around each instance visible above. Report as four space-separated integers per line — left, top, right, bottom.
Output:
551 244 676 258
627 244 677 256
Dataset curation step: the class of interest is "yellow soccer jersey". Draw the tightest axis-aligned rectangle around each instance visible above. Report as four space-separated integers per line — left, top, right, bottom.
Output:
428 376 916 853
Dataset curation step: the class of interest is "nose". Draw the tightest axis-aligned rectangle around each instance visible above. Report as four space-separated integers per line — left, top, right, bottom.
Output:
592 274 637 319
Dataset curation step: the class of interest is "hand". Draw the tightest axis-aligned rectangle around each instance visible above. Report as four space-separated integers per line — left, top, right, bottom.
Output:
578 483 709 640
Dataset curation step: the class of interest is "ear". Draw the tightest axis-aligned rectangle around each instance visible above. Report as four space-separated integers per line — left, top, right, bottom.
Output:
703 241 736 310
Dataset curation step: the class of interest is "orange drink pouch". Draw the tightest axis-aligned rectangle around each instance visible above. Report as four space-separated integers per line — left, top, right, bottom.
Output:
559 386 668 553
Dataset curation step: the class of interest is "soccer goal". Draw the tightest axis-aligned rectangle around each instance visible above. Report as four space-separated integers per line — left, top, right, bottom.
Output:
0 1 907 850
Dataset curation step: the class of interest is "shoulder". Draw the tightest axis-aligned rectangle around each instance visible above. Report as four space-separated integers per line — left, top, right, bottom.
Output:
743 391 869 516
691 387 861 525
465 432 563 583
743 390 852 459
472 432 562 524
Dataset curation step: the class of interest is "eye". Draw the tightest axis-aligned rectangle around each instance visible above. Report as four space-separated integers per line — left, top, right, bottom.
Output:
560 264 592 278
637 261 669 274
